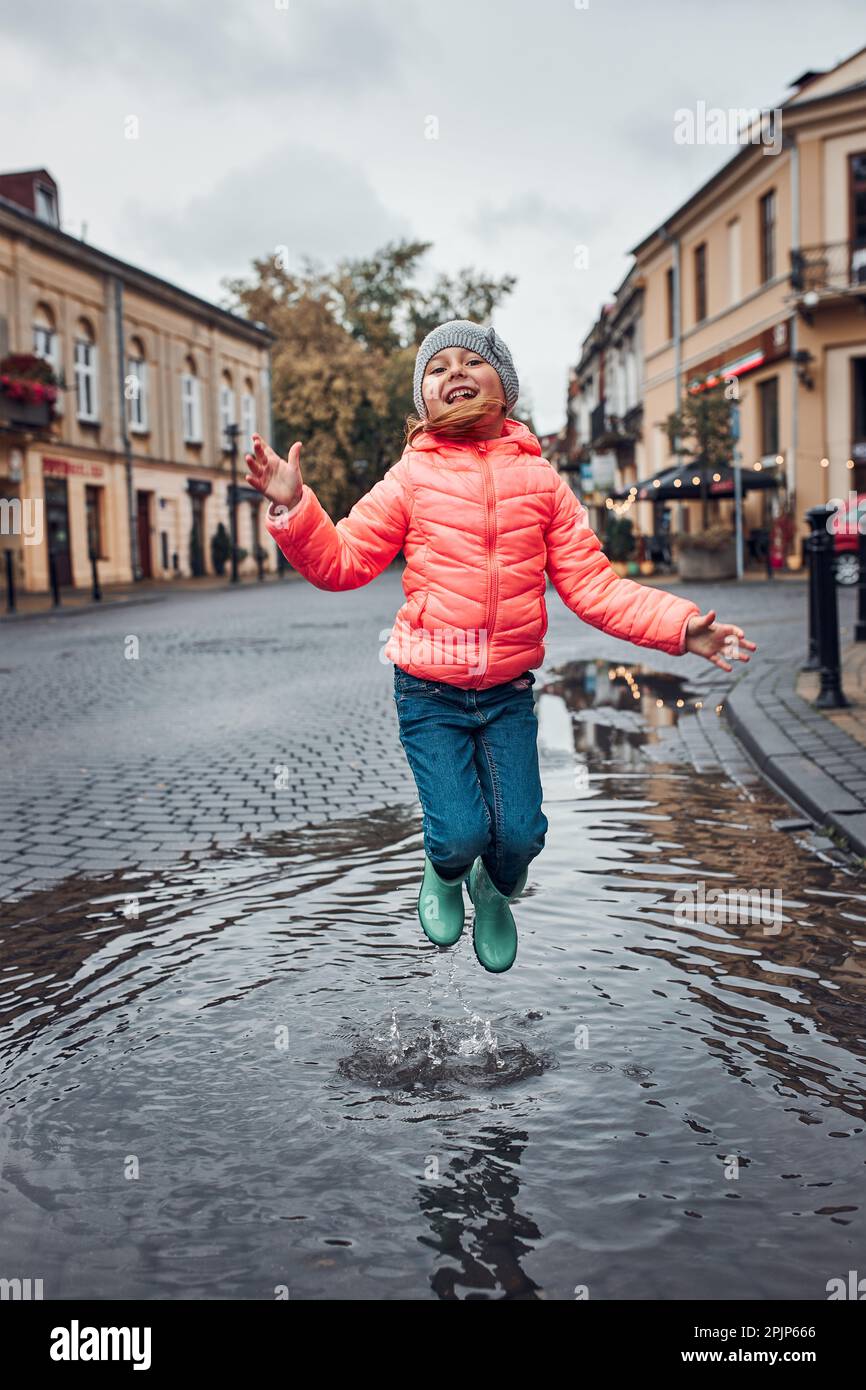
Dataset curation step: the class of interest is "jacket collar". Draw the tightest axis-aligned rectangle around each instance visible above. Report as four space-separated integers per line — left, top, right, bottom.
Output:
407 416 542 457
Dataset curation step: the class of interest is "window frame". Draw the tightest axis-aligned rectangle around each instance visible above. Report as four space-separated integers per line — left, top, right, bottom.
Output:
74 331 99 423
758 375 779 457
127 353 149 433
694 243 707 324
760 189 776 284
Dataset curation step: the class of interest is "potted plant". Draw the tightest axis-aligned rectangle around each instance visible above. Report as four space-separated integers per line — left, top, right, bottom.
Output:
603 515 635 576
0 352 60 426
674 524 737 580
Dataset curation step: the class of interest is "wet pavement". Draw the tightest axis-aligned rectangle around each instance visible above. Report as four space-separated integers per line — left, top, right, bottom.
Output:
2 574 866 1299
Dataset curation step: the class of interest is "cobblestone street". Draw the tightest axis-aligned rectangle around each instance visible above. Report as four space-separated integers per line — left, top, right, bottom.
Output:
0 568 830 903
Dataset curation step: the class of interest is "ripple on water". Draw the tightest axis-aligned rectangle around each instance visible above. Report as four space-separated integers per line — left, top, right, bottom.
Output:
1 660 866 1299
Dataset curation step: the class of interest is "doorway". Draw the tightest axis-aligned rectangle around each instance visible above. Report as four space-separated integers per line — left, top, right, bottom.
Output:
136 491 153 578
45 476 73 586
190 495 206 576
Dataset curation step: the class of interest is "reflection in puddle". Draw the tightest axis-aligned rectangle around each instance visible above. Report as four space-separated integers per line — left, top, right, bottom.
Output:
1 660 865 1300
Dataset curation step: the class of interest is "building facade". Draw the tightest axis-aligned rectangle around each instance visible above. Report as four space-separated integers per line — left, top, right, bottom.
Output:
0 168 275 594
631 48 866 552
567 266 644 533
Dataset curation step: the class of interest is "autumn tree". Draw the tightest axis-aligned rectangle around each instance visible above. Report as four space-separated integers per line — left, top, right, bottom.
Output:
222 240 517 516
665 385 735 529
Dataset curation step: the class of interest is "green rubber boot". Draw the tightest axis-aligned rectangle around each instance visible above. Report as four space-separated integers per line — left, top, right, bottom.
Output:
466 862 528 904
468 859 520 973
417 855 466 947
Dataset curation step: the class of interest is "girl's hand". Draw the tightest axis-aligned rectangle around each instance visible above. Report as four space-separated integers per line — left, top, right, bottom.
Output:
685 610 757 671
244 434 304 509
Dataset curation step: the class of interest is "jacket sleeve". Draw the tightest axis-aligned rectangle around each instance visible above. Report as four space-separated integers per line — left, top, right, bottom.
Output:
543 472 700 656
264 461 411 591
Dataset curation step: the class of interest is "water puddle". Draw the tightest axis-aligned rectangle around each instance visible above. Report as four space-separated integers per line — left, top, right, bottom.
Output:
1 659 865 1300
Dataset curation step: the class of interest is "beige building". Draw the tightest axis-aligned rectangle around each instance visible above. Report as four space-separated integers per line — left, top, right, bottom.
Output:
629 46 866 557
0 168 275 595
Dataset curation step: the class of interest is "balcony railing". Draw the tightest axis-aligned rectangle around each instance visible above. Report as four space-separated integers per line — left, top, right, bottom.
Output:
790 241 866 297
589 400 642 448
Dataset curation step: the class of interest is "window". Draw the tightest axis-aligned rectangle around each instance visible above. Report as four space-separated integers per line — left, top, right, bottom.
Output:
694 243 707 323
32 304 62 415
241 383 256 445
34 182 58 227
219 373 236 450
850 153 866 245
181 358 202 443
760 190 776 283
74 321 99 422
665 266 675 340
853 358 866 442
85 485 105 558
728 218 741 303
758 377 779 456
126 338 148 432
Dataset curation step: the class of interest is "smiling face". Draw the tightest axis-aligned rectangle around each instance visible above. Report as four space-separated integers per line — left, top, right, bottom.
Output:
421 347 506 434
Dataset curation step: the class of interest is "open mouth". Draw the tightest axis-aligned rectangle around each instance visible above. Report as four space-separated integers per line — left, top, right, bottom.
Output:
444 387 478 405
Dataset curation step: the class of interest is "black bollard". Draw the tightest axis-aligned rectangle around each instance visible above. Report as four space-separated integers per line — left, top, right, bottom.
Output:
805 504 848 708
90 550 102 602
4 547 14 614
48 548 61 608
256 548 264 583
856 502 866 641
4 549 15 614
803 515 821 671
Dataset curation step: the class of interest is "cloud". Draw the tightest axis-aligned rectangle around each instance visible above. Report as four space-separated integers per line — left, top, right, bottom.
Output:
0 0 413 98
466 192 611 245
118 143 410 276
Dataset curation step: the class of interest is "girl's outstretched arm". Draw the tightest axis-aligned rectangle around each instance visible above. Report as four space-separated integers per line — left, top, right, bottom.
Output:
246 435 411 591
544 471 754 663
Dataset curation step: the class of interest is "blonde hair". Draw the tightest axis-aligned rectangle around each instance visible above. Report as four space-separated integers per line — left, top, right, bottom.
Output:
404 393 506 447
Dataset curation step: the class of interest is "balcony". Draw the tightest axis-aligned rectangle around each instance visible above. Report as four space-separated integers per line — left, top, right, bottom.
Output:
790 241 866 305
589 400 643 450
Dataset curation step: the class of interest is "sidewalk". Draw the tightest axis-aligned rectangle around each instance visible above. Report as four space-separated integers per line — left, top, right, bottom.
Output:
1 569 302 620
725 634 866 860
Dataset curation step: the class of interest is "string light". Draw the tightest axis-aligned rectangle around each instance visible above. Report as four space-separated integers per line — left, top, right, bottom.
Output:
606 486 638 517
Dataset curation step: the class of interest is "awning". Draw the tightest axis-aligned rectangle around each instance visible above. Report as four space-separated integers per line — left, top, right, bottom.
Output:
612 462 784 502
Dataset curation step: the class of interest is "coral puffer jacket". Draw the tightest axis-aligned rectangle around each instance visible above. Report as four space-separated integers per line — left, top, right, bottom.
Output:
265 417 700 689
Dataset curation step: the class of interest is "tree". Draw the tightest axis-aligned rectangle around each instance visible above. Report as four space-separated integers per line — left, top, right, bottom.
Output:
222 241 516 516
665 386 735 529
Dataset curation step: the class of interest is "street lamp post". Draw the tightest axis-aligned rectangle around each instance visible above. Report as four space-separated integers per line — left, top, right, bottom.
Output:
225 423 240 585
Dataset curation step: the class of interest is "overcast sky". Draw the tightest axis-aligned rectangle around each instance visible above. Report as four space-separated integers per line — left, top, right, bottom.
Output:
2 0 864 434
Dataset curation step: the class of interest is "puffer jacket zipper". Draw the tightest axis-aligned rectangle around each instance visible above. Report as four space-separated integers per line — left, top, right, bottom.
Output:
476 445 499 685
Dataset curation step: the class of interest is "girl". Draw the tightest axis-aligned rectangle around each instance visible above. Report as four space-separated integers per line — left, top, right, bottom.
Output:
245 320 756 974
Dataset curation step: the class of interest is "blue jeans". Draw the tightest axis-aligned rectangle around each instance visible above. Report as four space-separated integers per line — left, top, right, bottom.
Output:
392 664 548 897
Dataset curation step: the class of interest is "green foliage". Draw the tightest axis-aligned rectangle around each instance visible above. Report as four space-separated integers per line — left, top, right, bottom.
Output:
665 385 735 471
665 385 735 528
603 515 635 563
223 240 516 517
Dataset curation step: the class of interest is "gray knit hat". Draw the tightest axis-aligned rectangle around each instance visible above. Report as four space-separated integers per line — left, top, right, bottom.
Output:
413 319 519 419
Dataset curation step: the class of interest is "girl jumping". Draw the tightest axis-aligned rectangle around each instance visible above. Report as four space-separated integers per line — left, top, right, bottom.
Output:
245 320 756 974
